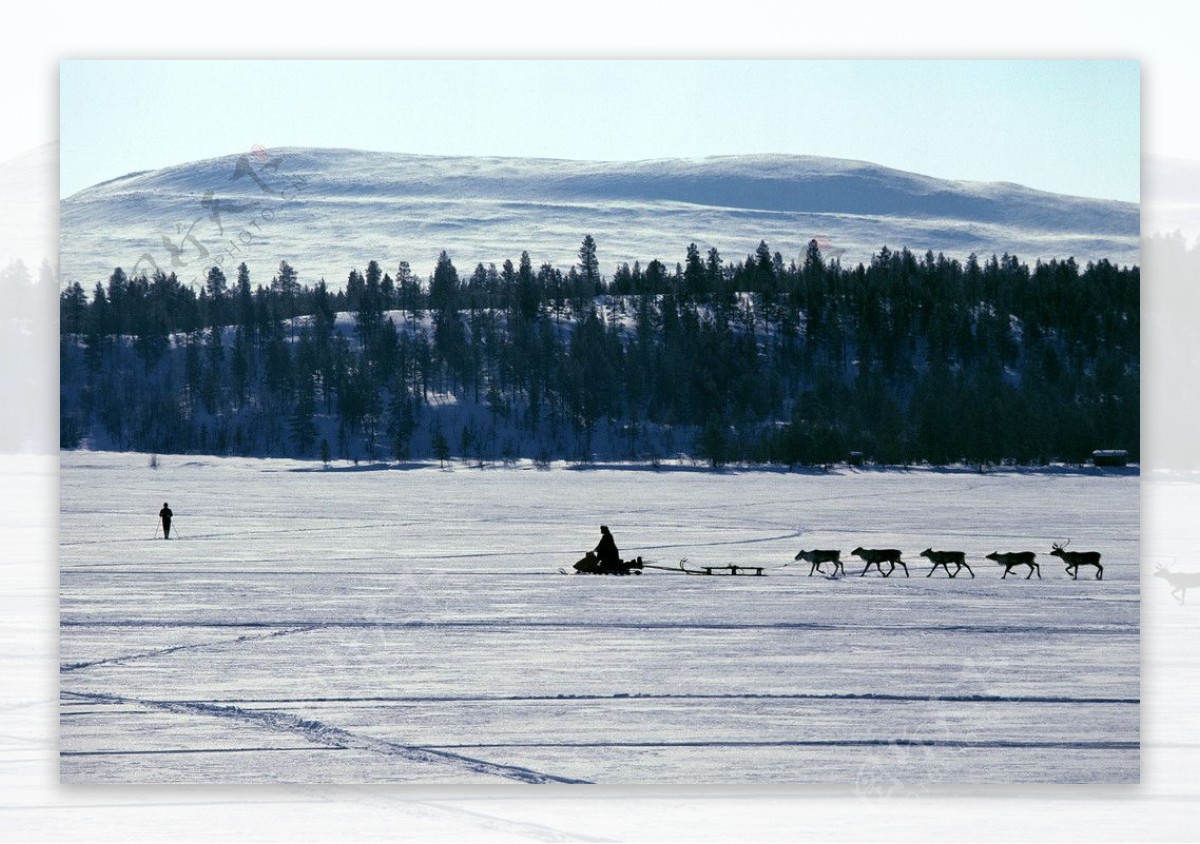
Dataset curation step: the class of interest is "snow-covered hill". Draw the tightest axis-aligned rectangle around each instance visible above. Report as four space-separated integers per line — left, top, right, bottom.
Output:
59 147 1140 290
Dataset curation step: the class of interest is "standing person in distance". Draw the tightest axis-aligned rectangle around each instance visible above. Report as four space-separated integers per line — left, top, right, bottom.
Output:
159 502 173 540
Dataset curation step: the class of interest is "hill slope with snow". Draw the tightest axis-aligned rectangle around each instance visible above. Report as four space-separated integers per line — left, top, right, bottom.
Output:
60 147 1139 289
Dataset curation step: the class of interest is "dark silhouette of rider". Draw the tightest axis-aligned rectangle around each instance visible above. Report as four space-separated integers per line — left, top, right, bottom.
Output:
594 525 620 570
159 502 173 539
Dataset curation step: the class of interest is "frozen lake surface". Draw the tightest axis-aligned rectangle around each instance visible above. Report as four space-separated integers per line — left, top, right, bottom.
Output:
59 453 1139 784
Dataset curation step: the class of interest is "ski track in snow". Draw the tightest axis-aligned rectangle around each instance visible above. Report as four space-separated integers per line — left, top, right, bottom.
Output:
59 626 320 673
61 690 591 784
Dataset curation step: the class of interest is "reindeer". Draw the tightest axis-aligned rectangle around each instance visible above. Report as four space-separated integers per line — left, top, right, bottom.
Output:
986 551 1041 579
851 547 908 577
794 549 844 576
1050 541 1103 580
920 549 974 578
1153 564 1200 603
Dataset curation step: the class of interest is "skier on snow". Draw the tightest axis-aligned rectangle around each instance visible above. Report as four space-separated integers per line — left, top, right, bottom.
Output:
159 502 173 539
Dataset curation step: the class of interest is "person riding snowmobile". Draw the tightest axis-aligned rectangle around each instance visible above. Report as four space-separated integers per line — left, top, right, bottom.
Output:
594 525 620 571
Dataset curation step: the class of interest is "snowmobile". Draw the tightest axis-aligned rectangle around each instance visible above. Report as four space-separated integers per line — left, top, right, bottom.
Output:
572 551 644 575
568 553 766 576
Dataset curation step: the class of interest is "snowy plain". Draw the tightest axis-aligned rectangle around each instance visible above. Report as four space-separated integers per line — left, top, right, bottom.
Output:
59 451 1139 785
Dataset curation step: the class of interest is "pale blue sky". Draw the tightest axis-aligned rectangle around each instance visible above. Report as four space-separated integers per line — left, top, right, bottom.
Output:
59 60 1140 202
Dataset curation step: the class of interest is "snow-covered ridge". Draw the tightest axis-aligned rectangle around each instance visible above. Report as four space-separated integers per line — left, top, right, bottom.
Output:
59 147 1139 290
67 147 1137 225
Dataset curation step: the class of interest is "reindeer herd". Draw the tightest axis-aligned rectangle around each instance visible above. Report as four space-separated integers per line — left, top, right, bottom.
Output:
794 540 1104 580
790 544 1200 603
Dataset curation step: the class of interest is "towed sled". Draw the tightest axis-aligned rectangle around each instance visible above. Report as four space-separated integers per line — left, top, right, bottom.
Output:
675 561 765 576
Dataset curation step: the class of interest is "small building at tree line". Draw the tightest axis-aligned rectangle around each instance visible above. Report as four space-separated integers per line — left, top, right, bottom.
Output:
1092 449 1129 468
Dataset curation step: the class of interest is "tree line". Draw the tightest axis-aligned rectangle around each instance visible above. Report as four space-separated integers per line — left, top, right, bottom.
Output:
59 236 1139 467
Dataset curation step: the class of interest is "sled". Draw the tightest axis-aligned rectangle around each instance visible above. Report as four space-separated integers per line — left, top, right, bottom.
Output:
676 561 765 576
637 558 767 576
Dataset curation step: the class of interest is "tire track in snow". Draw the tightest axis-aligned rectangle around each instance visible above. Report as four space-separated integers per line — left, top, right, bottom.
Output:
61 567 611 575
612 480 990 530
612 480 986 518
635 529 803 553
58 527 801 570
59 520 429 548
62 520 803 558
427 738 1140 751
61 690 591 785
60 626 320 673
60 618 1139 636
195 691 1140 706
60 746 342 756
